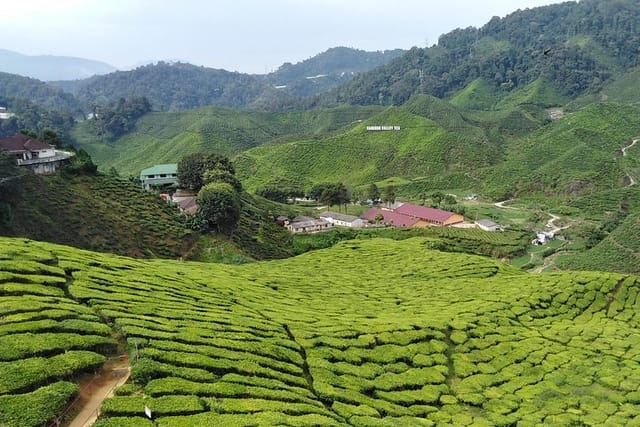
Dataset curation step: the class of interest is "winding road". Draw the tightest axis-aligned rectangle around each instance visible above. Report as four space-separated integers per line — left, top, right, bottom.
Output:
493 200 516 209
545 212 570 234
622 138 639 157
622 138 639 186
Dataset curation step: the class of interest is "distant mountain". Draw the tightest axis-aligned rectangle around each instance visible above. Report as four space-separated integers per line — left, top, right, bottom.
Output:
61 48 405 111
264 47 405 98
318 0 640 107
0 49 116 81
72 62 271 111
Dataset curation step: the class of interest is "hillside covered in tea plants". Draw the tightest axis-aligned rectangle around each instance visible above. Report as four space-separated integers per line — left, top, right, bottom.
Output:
2 236 640 426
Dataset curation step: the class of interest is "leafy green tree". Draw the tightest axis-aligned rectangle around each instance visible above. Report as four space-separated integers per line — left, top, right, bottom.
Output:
382 186 396 207
196 182 241 234
62 149 98 176
319 182 349 211
39 129 62 148
308 182 333 200
256 187 289 203
91 96 152 140
177 153 204 191
444 194 457 205
203 168 242 193
367 183 380 203
19 129 37 138
178 152 236 192
431 191 445 206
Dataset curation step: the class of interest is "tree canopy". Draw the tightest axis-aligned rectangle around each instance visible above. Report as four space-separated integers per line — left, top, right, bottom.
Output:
178 152 236 192
196 182 241 234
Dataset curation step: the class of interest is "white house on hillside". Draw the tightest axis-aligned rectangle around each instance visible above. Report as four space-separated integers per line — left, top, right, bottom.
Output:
0 134 74 174
319 211 367 228
140 164 178 190
286 216 333 234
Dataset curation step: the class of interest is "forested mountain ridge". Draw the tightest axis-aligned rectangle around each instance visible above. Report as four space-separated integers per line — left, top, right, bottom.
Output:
318 0 640 107
54 48 405 111
0 72 80 112
264 47 405 98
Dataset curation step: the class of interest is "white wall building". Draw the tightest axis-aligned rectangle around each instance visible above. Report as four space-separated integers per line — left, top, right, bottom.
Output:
319 211 367 228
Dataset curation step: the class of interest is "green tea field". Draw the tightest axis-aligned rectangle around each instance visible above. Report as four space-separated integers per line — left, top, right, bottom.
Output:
1 236 640 426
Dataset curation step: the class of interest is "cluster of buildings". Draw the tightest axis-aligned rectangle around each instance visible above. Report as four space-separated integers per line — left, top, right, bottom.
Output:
283 203 470 234
137 163 503 236
0 134 74 175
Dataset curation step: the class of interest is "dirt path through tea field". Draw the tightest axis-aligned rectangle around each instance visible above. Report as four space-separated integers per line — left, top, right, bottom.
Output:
66 357 131 427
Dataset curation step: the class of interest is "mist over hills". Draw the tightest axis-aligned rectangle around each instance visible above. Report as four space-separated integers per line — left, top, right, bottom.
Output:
0 49 116 81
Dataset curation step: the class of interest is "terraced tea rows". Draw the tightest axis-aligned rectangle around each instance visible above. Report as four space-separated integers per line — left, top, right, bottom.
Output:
0 240 117 427
1 237 640 426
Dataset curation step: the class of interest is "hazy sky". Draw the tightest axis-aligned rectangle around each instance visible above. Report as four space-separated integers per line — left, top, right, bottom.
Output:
1 0 566 74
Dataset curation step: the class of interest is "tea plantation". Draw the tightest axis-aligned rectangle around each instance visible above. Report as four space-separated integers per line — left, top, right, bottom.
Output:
1 236 640 426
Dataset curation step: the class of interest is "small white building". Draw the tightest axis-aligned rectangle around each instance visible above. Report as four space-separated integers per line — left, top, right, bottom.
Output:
286 216 333 234
319 211 367 228
532 231 555 245
0 107 15 120
475 219 501 232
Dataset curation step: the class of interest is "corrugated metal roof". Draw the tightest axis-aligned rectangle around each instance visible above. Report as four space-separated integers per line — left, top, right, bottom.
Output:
476 219 499 228
140 164 178 177
395 203 456 223
361 208 419 227
0 134 52 152
319 211 361 223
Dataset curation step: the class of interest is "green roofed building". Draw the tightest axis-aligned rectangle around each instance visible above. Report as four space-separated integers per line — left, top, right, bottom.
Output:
140 164 178 190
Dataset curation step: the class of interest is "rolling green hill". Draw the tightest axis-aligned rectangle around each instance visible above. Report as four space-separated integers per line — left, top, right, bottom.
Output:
0 171 299 263
235 96 506 192
449 79 501 111
2 236 640 426
0 172 192 258
73 105 383 176
478 102 640 199
557 212 640 274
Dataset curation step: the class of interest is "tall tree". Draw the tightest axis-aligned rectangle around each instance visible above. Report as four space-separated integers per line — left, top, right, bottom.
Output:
367 183 380 203
382 186 396 207
319 182 349 211
178 152 236 192
196 182 241 234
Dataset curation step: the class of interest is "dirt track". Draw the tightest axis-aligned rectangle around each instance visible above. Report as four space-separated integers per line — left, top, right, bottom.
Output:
67 357 131 427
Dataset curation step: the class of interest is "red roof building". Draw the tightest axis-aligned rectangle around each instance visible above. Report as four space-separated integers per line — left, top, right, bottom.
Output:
394 203 464 226
0 134 73 175
361 208 420 227
0 134 54 157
